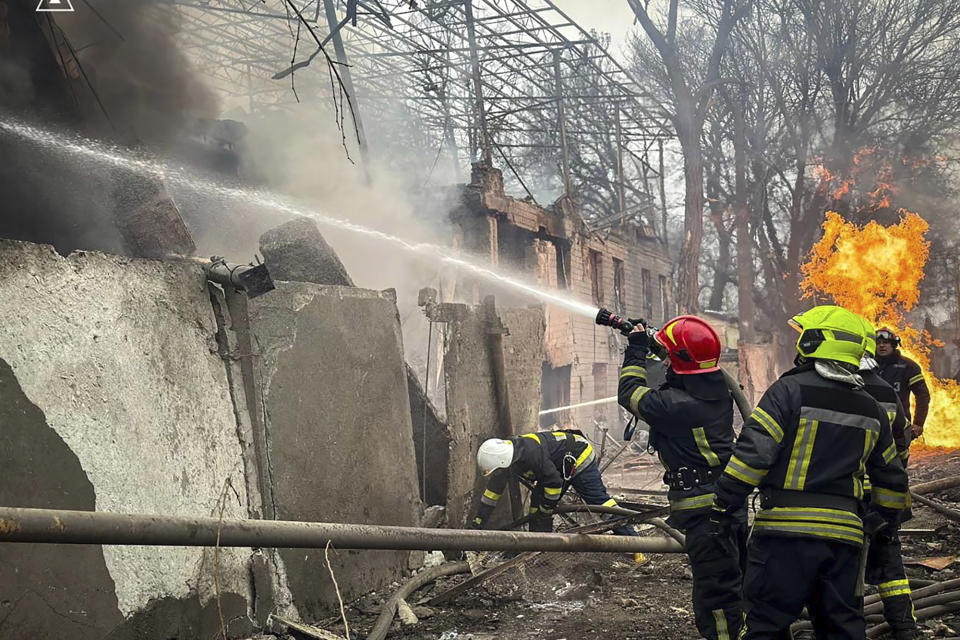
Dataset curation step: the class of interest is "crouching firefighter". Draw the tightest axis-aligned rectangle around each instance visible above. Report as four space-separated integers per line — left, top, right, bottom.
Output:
712 305 909 640
471 430 637 536
860 322 919 640
617 315 745 640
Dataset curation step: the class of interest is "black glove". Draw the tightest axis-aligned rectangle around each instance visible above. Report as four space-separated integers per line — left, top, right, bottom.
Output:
708 504 734 537
540 499 560 516
627 328 649 348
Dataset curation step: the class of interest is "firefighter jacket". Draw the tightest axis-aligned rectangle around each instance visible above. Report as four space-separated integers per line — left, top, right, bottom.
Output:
714 362 909 547
617 339 735 529
475 431 596 526
861 368 911 461
878 351 930 428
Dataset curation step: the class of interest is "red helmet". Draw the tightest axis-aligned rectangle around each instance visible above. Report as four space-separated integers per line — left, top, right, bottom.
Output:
654 315 722 375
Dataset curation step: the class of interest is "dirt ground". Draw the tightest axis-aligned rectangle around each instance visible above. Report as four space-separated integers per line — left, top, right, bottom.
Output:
279 448 960 640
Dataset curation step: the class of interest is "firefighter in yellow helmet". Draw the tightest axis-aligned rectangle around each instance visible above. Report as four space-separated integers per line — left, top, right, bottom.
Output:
712 305 909 639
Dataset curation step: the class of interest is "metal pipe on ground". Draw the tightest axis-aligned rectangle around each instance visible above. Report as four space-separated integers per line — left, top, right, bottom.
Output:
910 491 960 523
911 475 960 495
793 579 960 632
0 507 685 553
867 600 960 638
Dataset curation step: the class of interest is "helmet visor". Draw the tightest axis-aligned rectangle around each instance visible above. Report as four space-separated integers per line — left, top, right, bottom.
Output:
788 317 803 333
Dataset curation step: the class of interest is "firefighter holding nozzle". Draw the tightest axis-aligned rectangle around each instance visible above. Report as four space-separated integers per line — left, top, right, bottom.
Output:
617 314 745 640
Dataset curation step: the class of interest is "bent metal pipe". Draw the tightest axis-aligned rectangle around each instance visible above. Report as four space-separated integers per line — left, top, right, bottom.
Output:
0 507 684 554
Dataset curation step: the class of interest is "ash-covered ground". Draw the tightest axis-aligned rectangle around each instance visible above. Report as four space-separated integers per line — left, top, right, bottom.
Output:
258 449 960 640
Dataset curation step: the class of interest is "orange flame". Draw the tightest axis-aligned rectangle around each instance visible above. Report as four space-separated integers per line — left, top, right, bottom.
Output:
801 212 960 449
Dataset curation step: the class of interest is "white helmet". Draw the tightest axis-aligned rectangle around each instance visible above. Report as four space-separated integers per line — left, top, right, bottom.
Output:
477 438 514 476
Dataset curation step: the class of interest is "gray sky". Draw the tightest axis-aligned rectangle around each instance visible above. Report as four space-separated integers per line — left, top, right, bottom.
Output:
551 0 639 60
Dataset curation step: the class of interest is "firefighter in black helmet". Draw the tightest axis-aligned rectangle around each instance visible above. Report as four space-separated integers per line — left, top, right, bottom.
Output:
860 323 918 639
876 327 930 441
712 306 909 639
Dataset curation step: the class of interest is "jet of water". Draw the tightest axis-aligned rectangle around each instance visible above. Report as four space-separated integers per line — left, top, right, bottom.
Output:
0 117 600 319
539 396 619 416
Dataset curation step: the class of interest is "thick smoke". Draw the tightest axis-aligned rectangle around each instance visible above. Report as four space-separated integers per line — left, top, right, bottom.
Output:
0 0 219 254
54 0 220 145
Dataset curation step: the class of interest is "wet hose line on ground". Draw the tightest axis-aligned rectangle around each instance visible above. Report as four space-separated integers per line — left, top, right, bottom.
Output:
504 504 684 547
366 561 471 640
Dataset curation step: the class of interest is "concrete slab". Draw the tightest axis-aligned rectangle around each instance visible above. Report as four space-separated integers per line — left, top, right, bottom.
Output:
259 216 354 287
247 283 421 618
0 240 251 635
440 303 545 528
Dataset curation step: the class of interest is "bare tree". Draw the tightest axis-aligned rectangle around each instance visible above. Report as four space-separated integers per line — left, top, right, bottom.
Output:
627 0 753 313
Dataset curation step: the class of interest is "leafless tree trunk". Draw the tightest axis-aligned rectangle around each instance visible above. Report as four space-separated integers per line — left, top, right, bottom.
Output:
627 0 752 313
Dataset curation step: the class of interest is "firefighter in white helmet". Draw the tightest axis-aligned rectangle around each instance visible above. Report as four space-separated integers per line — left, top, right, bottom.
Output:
472 429 635 535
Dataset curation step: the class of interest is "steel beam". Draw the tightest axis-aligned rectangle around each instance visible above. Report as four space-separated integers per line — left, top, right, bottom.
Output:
0 507 685 553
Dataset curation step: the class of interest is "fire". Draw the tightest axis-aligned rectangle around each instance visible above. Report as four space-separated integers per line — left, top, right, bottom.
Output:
801 212 960 449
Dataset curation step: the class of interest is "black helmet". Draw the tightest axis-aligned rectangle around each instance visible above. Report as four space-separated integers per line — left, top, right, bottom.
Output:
876 327 901 347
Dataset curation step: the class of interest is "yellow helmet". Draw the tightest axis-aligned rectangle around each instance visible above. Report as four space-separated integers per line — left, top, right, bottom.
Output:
788 305 869 367
859 317 877 359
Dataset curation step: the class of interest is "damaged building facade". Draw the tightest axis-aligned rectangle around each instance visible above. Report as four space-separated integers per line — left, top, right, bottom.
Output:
451 164 674 436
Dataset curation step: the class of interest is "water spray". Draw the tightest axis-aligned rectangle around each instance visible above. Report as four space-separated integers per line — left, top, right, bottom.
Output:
0 117 599 318
539 396 619 416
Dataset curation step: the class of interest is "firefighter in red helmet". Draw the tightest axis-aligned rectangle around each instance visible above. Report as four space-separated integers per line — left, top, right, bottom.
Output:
618 315 744 640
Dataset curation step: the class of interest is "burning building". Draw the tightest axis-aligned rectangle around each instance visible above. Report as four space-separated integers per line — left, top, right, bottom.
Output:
451 163 674 436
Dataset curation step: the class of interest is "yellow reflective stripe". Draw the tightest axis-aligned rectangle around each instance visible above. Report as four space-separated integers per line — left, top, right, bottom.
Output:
878 579 912 599
757 506 862 526
725 455 767 486
574 443 594 470
753 520 864 545
620 365 647 379
528 506 539 514
872 486 908 510
713 609 730 640
753 407 784 443
630 386 651 413
909 373 924 386
670 492 716 511
785 419 818 491
543 486 563 497
855 430 878 499
483 489 501 500
881 441 897 464
602 498 618 507
693 427 721 467
520 433 541 444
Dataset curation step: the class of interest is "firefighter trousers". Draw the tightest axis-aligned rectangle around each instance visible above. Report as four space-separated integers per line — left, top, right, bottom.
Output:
528 462 637 536
866 530 917 638
684 512 747 640
741 535 863 640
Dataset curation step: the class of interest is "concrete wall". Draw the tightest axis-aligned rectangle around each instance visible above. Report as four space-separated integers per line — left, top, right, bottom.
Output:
0 239 427 637
0 240 252 639
247 283 422 619
438 301 546 528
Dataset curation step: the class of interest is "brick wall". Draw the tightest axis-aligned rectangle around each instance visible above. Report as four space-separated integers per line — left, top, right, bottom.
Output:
452 166 673 443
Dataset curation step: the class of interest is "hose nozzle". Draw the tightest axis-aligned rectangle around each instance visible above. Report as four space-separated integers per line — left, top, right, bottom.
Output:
595 307 635 336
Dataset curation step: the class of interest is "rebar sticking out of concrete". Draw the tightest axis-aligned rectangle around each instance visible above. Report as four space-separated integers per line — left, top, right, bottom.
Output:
0 507 685 553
